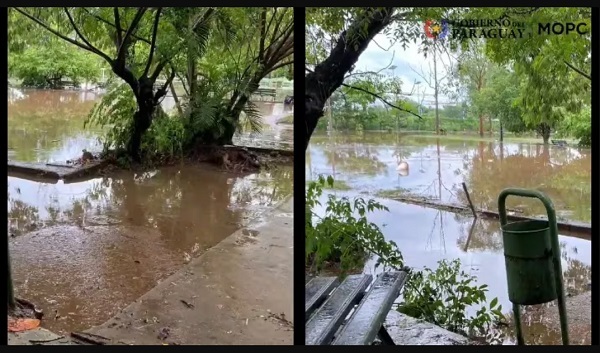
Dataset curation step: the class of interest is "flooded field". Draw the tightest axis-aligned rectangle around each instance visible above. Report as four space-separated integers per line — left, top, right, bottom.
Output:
8 89 293 162
307 132 591 345
8 89 293 334
307 132 590 222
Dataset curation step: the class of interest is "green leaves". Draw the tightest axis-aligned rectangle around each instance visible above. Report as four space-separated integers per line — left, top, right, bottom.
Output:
305 175 403 275
398 259 505 344
9 40 102 88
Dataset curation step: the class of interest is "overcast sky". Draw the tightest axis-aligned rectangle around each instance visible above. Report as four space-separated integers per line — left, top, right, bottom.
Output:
355 31 459 108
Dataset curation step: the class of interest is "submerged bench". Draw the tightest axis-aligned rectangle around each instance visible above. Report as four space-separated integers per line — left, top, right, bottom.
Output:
551 139 568 147
305 271 408 345
254 88 277 101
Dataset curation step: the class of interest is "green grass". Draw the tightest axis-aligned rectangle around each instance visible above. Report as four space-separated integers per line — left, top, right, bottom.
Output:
374 188 410 199
323 179 352 191
278 114 293 125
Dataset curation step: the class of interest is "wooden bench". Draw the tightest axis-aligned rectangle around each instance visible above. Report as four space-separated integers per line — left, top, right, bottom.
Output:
551 139 567 147
305 271 408 345
254 88 277 101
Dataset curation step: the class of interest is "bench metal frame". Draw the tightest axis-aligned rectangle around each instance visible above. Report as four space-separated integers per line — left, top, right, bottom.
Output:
305 271 408 345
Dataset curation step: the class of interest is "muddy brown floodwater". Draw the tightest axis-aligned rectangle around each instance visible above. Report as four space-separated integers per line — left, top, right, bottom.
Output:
307 131 591 345
8 89 293 335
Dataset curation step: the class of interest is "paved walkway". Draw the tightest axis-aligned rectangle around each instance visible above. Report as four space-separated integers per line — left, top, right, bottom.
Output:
9 197 293 345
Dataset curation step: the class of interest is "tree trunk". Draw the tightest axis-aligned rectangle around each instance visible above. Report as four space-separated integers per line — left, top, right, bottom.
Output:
542 132 550 145
187 14 198 100
478 114 484 137
127 80 156 161
538 123 551 145
127 107 154 161
169 82 184 115
305 8 394 151
218 121 237 145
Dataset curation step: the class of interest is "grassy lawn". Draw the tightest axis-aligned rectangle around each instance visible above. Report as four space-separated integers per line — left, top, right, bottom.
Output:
323 179 352 191
278 114 293 125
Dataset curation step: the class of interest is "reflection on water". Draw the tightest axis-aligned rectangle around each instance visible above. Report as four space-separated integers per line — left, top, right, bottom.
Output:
8 89 293 163
8 165 292 334
308 131 591 345
8 89 103 162
307 132 591 222
8 89 293 334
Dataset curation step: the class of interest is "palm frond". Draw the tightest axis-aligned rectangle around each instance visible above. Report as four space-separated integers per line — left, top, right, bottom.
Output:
214 10 237 44
239 101 263 134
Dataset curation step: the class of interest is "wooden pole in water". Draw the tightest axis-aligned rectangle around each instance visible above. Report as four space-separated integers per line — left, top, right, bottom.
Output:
463 218 478 252
462 182 478 218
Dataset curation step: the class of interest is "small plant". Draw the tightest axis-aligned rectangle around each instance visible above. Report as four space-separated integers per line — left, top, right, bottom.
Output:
306 175 404 275
397 259 505 344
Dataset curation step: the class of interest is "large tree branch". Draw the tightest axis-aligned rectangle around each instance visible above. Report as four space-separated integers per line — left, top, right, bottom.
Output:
150 60 168 82
304 7 396 150
154 69 176 104
81 8 151 45
114 8 123 47
265 36 293 69
116 7 148 65
267 22 293 60
265 60 293 76
564 60 591 81
63 8 113 63
14 8 106 58
143 8 163 78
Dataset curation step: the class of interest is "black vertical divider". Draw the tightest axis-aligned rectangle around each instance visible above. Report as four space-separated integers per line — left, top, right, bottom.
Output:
292 6 306 345
591 6 599 347
2 6 9 345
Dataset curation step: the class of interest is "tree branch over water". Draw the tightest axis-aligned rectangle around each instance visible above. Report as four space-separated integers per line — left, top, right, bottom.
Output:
564 61 591 81
306 67 423 119
341 82 423 119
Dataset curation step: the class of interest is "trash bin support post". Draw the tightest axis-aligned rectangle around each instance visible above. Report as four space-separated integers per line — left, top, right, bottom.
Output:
498 188 569 345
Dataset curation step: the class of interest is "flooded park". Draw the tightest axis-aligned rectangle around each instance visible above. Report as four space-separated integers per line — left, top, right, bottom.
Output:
306 131 591 345
8 88 294 341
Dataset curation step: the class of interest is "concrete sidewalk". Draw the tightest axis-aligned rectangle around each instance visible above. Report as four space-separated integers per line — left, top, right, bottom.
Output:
84 196 294 345
9 197 294 345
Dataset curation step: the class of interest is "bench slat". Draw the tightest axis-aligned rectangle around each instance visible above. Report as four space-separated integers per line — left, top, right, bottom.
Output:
332 271 408 345
305 274 372 345
305 277 340 321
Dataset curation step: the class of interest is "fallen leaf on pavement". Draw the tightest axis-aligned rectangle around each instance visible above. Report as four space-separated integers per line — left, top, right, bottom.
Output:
8 318 41 332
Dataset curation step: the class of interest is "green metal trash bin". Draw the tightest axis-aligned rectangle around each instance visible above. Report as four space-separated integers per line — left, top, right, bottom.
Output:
502 219 556 305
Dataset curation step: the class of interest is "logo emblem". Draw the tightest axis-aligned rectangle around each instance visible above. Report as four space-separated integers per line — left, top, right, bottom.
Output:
424 19 449 39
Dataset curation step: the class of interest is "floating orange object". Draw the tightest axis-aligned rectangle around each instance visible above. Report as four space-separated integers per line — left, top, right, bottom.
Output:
8 318 41 332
